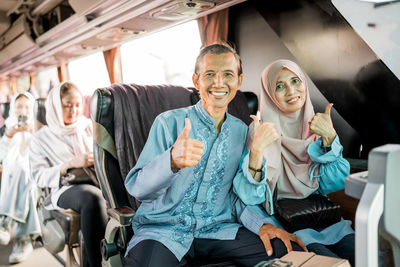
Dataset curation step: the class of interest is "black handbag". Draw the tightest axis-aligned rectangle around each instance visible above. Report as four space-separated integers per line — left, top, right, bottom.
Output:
60 167 99 187
274 193 341 233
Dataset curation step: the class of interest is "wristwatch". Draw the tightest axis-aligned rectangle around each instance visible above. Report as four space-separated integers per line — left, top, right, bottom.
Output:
321 144 332 153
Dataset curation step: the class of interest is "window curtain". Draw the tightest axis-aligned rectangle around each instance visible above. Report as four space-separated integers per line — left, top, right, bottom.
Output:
29 73 39 98
57 60 69 82
10 78 17 96
103 46 122 84
197 8 229 47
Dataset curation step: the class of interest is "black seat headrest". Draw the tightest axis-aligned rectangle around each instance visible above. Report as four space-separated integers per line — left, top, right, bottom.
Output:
1 102 10 120
34 98 47 125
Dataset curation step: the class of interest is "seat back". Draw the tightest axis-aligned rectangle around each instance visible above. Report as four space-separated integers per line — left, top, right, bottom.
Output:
0 102 10 136
0 102 10 120
34 98 47 125
91 83 255 212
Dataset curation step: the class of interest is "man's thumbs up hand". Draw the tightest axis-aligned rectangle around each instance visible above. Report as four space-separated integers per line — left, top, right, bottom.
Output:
171 118 204 169
180 118 192 138
310 103 337 147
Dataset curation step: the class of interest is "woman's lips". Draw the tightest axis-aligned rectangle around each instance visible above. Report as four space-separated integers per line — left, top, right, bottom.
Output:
287 96 300 104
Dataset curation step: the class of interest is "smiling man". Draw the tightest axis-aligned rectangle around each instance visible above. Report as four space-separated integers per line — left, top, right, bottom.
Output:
123 43 304 267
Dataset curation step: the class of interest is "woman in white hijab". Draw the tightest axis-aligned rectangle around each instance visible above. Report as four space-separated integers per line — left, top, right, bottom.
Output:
30 82 107 267
234 60 355 265
0 92 41 264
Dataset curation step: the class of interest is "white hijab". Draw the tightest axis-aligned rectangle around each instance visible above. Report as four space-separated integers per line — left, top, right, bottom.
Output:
45 82 92 155
4 92 35 161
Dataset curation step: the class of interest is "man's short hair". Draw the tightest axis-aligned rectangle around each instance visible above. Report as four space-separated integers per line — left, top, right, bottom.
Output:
194 42 243 76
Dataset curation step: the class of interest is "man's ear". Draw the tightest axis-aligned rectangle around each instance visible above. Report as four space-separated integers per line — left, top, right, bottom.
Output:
238 73 243 89
192 73 200 89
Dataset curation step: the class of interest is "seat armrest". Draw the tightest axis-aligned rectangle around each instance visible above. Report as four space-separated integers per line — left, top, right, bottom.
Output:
107 206 135 226
346 158 368 173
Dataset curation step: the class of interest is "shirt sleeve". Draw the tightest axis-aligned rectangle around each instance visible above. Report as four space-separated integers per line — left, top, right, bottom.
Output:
29 135 62 189
125 116 180 202
233 147 270 205
0 135 11 162
234 198 280 235
308 136 350 195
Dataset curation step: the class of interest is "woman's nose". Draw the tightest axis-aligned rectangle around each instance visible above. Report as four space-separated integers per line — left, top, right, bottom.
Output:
286 84 295 95
72 106 79 114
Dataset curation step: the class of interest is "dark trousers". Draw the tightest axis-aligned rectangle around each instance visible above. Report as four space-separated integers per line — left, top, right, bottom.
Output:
307 233 355 267
123 227 304 267
58 184 108 267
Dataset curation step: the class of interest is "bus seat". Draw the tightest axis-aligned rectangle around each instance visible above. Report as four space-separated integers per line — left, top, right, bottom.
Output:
351 144 400 267
0 102 10 136
243 91 258 116
91 83 256 267
34 98 47 130
0 102 10 120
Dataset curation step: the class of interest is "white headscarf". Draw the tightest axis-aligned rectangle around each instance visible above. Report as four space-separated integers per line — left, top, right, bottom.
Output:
259 60 319 200
45 82 92 155
4 92 35 160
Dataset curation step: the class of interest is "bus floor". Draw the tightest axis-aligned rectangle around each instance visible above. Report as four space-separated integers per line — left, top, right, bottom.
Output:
0 237 64 267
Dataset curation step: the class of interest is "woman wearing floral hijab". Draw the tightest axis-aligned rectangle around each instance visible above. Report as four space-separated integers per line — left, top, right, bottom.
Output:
30 82 107 267
0 92 41 263
234 60 355 265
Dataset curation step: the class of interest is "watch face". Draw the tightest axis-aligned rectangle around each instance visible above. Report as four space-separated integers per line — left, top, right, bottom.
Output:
322 146 332 153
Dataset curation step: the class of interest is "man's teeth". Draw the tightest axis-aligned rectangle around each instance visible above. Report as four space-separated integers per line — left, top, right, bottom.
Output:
287 97 299 103
211 91 228 96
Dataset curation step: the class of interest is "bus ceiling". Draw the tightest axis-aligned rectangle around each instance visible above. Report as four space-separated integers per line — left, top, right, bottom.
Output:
0 0 245 80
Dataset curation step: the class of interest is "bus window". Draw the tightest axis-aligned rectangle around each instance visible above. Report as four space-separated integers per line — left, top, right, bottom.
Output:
36 67 59 98
17 76 30 93
121 20 201 87
68 52 110 96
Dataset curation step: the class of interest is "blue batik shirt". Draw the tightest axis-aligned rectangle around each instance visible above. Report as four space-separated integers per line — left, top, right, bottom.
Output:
125 101 273 260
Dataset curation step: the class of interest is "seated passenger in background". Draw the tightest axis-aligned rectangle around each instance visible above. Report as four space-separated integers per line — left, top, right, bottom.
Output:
0 92 41 264
29 82 107 267
233 59 355 266
124 43 306 267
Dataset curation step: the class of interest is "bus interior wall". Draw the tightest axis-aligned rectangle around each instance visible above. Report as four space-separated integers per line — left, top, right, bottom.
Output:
229 0 400 159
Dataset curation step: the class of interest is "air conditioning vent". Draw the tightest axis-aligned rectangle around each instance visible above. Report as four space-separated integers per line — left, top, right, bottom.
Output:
64 44 101 55
151 0 216 21
96 27 145 41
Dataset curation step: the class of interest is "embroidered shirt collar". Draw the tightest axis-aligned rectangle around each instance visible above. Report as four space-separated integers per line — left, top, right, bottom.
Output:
194 101 230 129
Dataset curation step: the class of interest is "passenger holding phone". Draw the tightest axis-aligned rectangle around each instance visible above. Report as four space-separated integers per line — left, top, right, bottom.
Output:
0 92 41 264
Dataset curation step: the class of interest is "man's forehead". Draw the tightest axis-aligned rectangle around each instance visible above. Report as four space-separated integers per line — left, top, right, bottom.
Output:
198 52 238 72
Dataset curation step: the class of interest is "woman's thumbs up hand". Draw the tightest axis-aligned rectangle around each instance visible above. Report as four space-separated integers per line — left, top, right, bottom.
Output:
310 103 337 147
